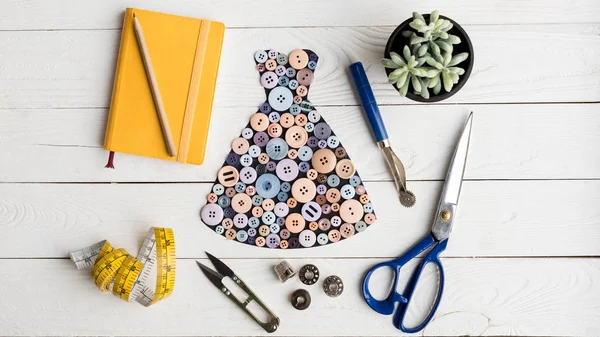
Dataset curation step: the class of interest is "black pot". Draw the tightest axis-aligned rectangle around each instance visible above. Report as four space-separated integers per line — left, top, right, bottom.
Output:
384 14 474 103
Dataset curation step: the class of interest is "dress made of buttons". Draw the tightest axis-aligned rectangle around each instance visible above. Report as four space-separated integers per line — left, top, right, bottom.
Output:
201 49 376 249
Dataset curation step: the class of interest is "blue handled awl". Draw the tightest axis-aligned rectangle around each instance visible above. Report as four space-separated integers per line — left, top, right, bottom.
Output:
349 62 415 207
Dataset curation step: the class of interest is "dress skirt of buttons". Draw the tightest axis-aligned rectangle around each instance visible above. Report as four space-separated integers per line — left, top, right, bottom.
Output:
200 49 377 249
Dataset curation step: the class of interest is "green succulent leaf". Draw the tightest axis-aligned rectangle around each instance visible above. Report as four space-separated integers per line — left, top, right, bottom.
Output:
424 30 432 39
433 52 444 63
448 72 459 83
433 79 442 95
399 75 410 96
443 51 452 66
411 74 422 92
412 43 421 56
436 40 453 53
381 58 400 69
409 19 426 31
448 67 465 75
403 45 411 62
402 30 413 38
444 34 461 44
417 57 427 67
410 34 428 45
423 67 441 78
448 52 469 66
430 10 440 23
413 12 425 22
420 79 430 99
429 41 441 56
439 20 453 31
437 31 449 39
396 71 409 90
418 44 429 57
425 56 442 69
390 52 406 66
408 59 418 68
434 18 445 29
428 74 440 88
389 67 406 79
412 68 427 77
442 71 453 92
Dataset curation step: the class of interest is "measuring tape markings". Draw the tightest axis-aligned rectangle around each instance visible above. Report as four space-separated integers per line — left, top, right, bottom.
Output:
69 227 175 306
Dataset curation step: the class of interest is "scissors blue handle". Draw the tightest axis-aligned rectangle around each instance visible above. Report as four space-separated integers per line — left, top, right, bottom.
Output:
362 234 448 333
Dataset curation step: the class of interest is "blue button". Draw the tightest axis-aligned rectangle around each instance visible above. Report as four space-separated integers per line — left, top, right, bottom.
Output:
254 50 268 63
318 139 327 148
248 218 260 229
262 211 276 225
300 100 313 111
340 184 356 199
224 207 235 218
252 195 263 206
213 184 225 195
281 182 291 192
237 230 248 242
248 227 257 237
266 161 277 171
277 191 289 202
314 122 331 140
270 223 280 233
327 136 340 148
349 175 362 187
278 75 289 86
247 236 256 245
363 203 374 213
308 60 317 70
248 145 261 157
235 182 246 193
289 104 301 115
288 79 299 90
268 86 294 112
240 154 253 167
276 217 285 226
298 161 310 173
255 174 281 199
286 68 296 78
307 136 319 148
266 138 289 160
327 175 340 187
269 112 280 123
215 226 225 234
275 65 286 76
304 122 314 133
317 184 327 194
309 53 318 62
241 127 254 139
277 53 288 65
259 102 271 114
226 153 240 166
218 195 231 208
298 146 313 161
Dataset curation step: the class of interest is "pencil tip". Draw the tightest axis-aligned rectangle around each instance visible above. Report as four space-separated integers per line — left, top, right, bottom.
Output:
133 13 136 18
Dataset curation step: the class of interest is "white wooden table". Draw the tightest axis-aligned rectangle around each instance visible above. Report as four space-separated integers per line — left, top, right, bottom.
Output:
1 1 599 336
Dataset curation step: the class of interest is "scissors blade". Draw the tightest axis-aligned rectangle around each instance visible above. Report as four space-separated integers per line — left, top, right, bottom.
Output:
197 261 225 288
205 251 236 278
431 112 473 241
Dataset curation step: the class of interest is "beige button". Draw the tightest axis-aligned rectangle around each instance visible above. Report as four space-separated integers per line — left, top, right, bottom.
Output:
288 149 298 159
306 169 318 180
252 206 263 217
246 186 256 196
318 218 331 231
258 225 270 237
295 114 307 127
250 113 269 132
287 197 297 208
217 166 239 187
317 174 327 184
207 193 218 203
231 193 252 213
331 202 340 212
326 188 341 203
364 213 376 225
222 218 233 229
226 187 236 197
339 199 364 223
262 198 275 211
335 159 356 179
255 236 266 247
296 85 308 97
340 223 355 238
291 178 316 203
280 113 295 128
285 126 308 148
316 194 327 205
359 194 370 204
280 240 288 249
285 213 306 233
258 153 269 164
328 230 341 243
309 221 318 231
225 228 237 240
293 95 302 104
265 59 277 70
231 137 250 155
312 149 337 173
289 49 309 70
268 123 282 138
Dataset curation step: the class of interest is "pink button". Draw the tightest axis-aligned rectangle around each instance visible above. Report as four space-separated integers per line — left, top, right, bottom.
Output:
297 69 314 86
260 71 278 89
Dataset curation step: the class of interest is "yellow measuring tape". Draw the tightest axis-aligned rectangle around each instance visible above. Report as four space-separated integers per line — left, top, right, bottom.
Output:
69 227 175 306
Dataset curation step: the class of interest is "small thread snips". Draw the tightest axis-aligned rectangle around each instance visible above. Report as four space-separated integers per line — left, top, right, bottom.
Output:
349 62 416 207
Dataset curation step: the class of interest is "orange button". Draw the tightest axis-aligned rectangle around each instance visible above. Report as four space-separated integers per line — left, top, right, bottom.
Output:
285 126 308 148
222 218 233 229
359 194 370 204
265 59 277 70
268 123 282 138
312 149 337 173
326 188 341 203
288 149 298 159
231 193 252 213
231 137 249 155
280 113 295 128
340 223 355 238
316 194 327 205
296 85 308 97
246 186 256 196
207 193 218 203
294 114 307 126
285 213 306 233
255 236 266 247
331 203 340 212
280 240 288 249
289 49 309 70
217 166 239 187
328 229 341 243
252 206 263 217
293 95 302 104
309 221 318 231
306 169 318 180
291 178 316 203
335 159 356 179
364 213 376 225
339 199 364 223
250 113 269 132
258 225 270 237
225 228 237 240
258 153 269 164
287 198 297 208
262 198 275 211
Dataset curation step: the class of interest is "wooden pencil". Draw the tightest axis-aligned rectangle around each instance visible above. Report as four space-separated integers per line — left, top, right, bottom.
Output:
132 13 177 157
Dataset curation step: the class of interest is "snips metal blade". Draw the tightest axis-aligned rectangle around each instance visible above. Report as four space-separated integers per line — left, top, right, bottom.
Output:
205 251 235 278
431 112 473 241
196 260 224 288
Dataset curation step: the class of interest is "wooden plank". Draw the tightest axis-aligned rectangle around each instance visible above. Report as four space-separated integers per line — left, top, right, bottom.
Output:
0 24 598 109
0 180 598 258
0 105 598 182
0 0 598 29
0 258 598 336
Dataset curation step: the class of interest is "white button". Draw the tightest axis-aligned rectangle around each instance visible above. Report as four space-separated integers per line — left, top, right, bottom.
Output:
298 230 316 247
268 87 294 112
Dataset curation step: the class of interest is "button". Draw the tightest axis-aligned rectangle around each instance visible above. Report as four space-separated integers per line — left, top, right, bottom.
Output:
280 229 291 240
266 234 280 248
331 202 340 212
276 217 285 226
258 153 269 164
307 136 319 148
296 85 308 97
224 207 235 218
289 104 301 115
256 63 265 72
215 225 225 235
340 223 355 238
266 138 289 160
280 113 294 128
349 175 361 187
331 216 342 227
293 96 302 105
225 187 236 198
277 53 288 65
288 237 300 248
327 136 340 148
240 154 253 167
356 185 366 195
278 75 289 87
281 182 291 192
317 233 328 245
200 204 224 226
252 206 263 217
248 228 258 237
304 122 314 133
259 225 270 236
262 211 276 225
255 174 281 199
285 126 308 148
323 275 344 297
363 203 374 213
255 236 266 247
306 169 318 180
246 186 256 196
231 137 249 155
326 188 341 203
233 214 248 229
288 79 299 90
355 221 368 232
298 230 316 247
318 218 331 231
247 235 256 245
309 53 318 62
309 221 318 231
286 67 297 78
316 194 327 205
248 145 261 157
294 114 307 127
297 69 314 86
253 132 269 147
213 184 225 195
268 112 280 123
291 289 311 310
277 191 288 202
307 110 320 123
288 149 298 159
250 113 269 132
275 65 286 76
328 229 341 242
262 199 275 212
301 201 322 221
308 60 317 70
316 184 327 195
248 217 260 228
291 178 316 203
237 230 248 242
225 228 236 240
239 167 257 184
318 139 327 148
327 174 340 187
259 102 271 114
268 87 294 112
226 153 240 166
298 146 313 161
207 193 218 203
218 195 231 208
312 149 337 173
267 49 278 59
300 100 313 112
254 50 268 63
335 147 347 159
270 223 280 234
280 240 288 249
217 166 239 187
335 159 356 179
289 49 309 69
287 198 297 208
364 213 376 225
276 158 299 182
317 174 327 184
340 184 356 199
266 161 277 171
267 126 281 142
339 199 364 223
313 122 331 140
274 202 289 217
231 193 252 213
265 59 277 71
235 181 246 193
260 71 278 89
359 194 370 204
285 213 305 233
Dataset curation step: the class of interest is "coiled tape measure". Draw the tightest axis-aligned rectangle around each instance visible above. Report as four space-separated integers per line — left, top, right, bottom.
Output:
69 227 175 306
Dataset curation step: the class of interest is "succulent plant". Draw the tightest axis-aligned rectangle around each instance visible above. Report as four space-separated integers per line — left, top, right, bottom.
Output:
382 10 469 98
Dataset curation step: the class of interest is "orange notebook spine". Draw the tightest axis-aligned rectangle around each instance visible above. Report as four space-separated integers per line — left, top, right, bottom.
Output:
104 9 134 151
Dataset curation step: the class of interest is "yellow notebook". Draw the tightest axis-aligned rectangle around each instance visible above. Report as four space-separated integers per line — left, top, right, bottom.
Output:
104 8 225 165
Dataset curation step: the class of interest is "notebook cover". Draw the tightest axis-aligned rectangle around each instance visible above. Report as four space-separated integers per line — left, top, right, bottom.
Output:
104 8 225 165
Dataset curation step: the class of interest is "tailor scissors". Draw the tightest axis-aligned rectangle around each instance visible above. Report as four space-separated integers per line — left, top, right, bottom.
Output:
362 113 473 333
